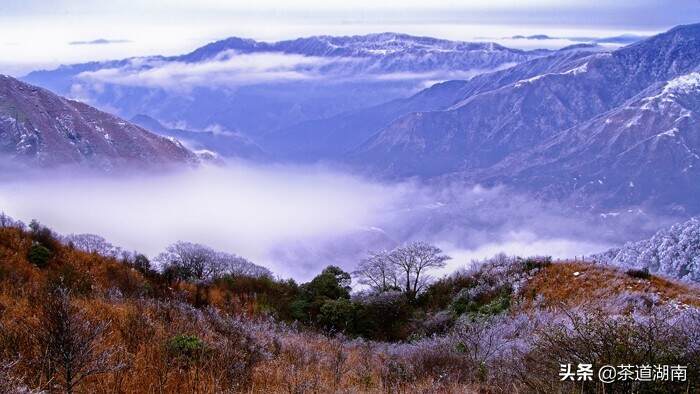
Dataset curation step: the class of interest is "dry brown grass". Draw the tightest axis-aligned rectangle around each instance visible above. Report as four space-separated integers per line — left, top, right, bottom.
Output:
0 227 491 393
521 261 700 309
1 225 697 393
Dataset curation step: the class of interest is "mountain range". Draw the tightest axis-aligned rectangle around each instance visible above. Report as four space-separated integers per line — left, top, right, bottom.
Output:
345 24 700 214
23 33 548 140
0 75 197 172
11 25 700 215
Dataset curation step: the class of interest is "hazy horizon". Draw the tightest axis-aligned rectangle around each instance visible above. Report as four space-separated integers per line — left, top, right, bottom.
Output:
2 0 699 75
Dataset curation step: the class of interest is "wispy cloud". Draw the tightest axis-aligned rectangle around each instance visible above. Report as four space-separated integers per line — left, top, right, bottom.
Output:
76 51 342 91
73 49 513 93
372 65 516 82
69 38 131 45
489 33 647 50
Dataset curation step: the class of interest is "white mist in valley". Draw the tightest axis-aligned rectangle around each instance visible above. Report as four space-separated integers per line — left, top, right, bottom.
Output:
0 164 397 278
0 162 644 280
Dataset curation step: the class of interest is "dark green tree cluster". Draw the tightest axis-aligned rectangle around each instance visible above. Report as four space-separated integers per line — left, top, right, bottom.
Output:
290 266 351 324
26 220 58 268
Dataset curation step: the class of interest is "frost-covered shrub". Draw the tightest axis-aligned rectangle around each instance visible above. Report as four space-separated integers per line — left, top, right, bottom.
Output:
156 241 271 282
450 286 511 318
401 339 468 383
379 354 415 392
444 253 546 318
520 306 700 393
449 313 533 384
604 291 661 312
203 310 269 389
378 338 466 389
0 212 24 229
595 217 700 282
418 310 453 336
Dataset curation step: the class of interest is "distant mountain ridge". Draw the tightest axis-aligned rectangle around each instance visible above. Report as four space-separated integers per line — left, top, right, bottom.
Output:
23 33 549 141
353 24 700 174
178 32 543 67
0 75 197 172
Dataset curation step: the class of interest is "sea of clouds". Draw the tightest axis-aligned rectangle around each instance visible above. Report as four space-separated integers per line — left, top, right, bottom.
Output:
0 161 669 280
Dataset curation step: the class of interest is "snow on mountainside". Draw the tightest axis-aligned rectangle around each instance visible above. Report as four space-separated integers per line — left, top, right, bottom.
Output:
23 34 547 140
0 75 197 172
348 23 700 213
182 32 533 58
179 33 540 73
487 71 700 212
664 72 700 94
594 217 700 282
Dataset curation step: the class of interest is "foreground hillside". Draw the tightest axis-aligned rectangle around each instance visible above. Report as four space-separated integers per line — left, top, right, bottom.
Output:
0 220 698 393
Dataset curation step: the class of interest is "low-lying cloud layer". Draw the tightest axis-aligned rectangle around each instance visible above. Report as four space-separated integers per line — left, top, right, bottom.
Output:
0 162 667 280
73 50 512 93
77 52 340 91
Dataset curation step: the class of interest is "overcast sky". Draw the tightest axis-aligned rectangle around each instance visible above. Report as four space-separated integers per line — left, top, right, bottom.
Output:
1 0 699 75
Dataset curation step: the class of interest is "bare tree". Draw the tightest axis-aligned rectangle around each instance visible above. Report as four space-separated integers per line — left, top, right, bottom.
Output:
156 241 221 281
36 287 124 393
353 251 399 293
219 253 272 279
62 233 123 258
0 211 23 229
355 242 450 300
389 242 450 300
0 212 11 228
155 241 271 282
